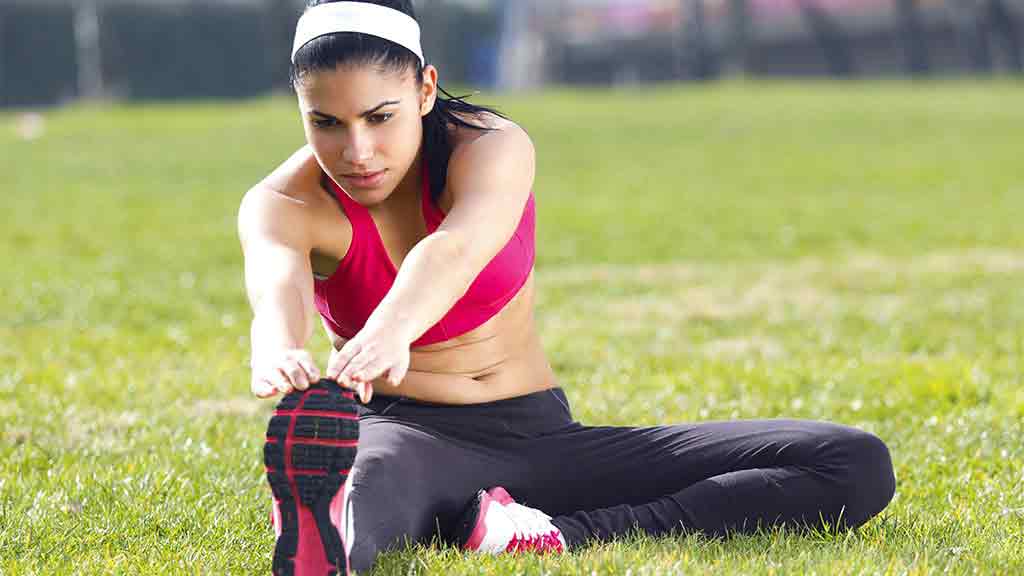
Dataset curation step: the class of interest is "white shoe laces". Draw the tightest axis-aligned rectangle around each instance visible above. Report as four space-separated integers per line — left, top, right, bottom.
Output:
500 501 564 553
504 502 553 534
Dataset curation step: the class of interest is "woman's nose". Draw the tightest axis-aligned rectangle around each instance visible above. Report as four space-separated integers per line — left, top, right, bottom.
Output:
342 129 374 164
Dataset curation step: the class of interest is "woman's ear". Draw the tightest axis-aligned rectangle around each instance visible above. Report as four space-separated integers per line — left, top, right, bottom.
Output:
420 65 438 117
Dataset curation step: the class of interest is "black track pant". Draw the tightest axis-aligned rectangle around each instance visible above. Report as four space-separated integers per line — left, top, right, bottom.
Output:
346 387 895 572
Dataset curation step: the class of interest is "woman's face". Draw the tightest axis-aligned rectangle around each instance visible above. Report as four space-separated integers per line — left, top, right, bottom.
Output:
296 62 437 206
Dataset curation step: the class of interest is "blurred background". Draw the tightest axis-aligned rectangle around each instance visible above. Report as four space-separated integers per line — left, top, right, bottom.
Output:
3 1 1023 573
2 0 1022 107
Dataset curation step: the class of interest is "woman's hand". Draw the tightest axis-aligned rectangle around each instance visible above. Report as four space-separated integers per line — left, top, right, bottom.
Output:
251 349 321 398
326 325 411 403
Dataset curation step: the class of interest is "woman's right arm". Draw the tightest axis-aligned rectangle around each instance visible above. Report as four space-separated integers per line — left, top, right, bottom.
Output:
238 185 321 398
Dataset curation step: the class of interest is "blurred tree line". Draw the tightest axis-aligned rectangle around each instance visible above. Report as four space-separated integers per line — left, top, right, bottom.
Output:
0 0 500 107
556 0 1022 83
1 0 1021 108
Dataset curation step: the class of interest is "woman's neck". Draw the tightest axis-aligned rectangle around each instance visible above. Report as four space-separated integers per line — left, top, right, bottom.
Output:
374 151 424 213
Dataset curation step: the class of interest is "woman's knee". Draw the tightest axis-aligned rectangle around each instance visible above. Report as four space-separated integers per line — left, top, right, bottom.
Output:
345 448 440 572
830 427 896 527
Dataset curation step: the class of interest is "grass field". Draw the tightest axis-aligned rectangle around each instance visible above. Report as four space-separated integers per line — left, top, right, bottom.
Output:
2 80 1023 574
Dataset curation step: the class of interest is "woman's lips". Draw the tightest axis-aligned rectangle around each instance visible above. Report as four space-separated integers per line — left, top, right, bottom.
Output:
341 169 387 189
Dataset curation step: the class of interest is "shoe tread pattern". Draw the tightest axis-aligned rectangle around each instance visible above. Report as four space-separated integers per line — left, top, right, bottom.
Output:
294 416 359 440
265 379 359 576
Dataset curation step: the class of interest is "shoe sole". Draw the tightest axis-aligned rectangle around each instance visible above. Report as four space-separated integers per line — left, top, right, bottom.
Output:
264 379 359 576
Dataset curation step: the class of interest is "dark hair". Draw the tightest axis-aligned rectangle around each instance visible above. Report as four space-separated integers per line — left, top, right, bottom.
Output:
292 0 508 202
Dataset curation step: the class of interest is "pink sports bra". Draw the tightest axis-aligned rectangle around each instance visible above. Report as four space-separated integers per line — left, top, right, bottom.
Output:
313 162 536 347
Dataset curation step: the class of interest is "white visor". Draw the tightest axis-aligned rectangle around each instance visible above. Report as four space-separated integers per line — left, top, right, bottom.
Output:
291 2 425 66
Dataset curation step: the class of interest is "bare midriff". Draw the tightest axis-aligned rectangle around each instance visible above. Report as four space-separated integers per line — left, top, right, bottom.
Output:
323 272 559 405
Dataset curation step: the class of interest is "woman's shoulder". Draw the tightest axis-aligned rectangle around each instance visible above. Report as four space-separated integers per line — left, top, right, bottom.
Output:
447 112 534 182
448 112 534 182
449 110 528 150
238 146 342 249
246 145 328 205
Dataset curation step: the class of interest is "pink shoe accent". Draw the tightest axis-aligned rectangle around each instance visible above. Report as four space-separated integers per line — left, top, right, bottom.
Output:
271 500 282 538
462 490 495 551
487 486 514 505
294 504 331 572
505 531 565 554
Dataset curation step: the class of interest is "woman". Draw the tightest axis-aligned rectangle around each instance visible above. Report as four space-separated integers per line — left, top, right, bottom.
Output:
238 1 896 574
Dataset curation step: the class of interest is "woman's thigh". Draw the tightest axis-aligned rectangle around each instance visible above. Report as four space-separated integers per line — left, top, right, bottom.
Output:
346 415 519 569
521 418 885 517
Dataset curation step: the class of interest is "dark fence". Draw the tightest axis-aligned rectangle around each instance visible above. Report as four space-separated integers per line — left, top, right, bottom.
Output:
1 0 1021 108
552 0 1024 84
1 4 79 107
744 0 1023 78
0 0 499 108
100 3 280 100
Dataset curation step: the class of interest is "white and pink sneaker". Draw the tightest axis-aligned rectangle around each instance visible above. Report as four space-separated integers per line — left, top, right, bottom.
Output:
458 486 566 554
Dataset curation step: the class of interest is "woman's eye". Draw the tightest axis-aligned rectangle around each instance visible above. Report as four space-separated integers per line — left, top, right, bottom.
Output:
369 113 393 124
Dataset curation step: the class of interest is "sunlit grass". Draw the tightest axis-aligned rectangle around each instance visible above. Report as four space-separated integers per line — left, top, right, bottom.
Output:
2 80 1023 574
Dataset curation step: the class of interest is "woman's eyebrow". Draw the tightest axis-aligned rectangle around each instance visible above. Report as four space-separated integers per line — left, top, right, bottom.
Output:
310 100 402 121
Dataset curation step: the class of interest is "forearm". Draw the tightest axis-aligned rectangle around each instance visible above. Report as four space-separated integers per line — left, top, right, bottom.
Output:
249 283 314 366
365 231 474 344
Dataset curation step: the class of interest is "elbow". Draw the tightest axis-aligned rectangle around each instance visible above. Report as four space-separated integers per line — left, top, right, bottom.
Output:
425 230 478 286
420 229 462 260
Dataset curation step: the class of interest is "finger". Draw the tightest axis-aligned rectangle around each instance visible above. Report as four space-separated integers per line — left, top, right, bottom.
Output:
388 355 410 387
326 342 361 381
326 358 355 388
296 356 321 383
341 379 367 403
326 368 359 396
284 364 310 391
252 377 278 399
349 357 387 385
272 368 295 396
364 381 374 403
290 350 320 384
341 350 378 384
386 366 406 388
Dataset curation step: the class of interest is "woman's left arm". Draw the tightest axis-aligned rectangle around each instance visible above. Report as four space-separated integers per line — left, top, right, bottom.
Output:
325 125 535 395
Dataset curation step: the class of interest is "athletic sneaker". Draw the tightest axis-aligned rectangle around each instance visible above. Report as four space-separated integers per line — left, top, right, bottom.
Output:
457 486 566 554
264 379 359 576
